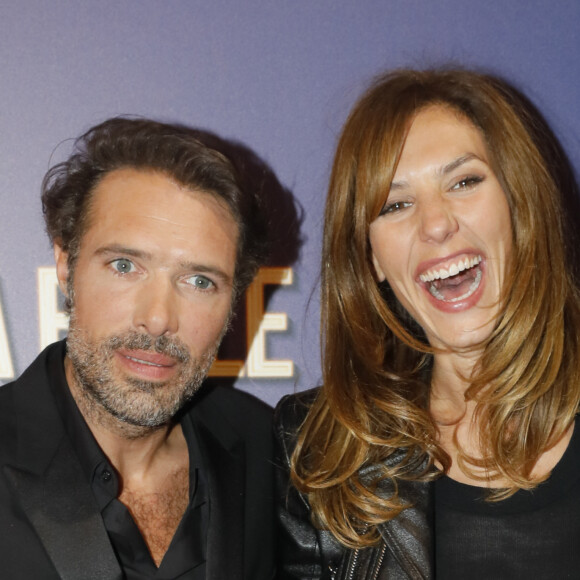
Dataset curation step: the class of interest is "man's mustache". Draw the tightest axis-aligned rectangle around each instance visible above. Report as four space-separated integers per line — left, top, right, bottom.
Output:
105 332 190 364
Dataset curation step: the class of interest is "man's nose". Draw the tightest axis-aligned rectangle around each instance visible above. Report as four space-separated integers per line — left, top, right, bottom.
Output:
418 198 459 244
132 276 179 337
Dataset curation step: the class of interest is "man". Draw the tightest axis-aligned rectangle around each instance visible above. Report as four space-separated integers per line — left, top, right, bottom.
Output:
0 118 274 579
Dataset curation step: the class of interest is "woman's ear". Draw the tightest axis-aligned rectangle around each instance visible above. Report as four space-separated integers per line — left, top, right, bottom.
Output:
53 242 70 298
371 252 386 282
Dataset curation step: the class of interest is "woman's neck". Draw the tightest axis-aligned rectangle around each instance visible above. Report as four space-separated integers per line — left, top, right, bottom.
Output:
429 351 575 487
429 350 478 424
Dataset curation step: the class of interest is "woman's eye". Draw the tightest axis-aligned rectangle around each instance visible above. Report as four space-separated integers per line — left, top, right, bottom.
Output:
111 258 135 274
187 275 214 290
451 175 483 190
381 200 412 215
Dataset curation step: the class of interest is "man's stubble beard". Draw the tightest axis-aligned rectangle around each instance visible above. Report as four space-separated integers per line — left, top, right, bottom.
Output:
66 310 226 435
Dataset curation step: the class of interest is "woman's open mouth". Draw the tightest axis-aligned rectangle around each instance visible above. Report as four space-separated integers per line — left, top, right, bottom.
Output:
419 255 483 304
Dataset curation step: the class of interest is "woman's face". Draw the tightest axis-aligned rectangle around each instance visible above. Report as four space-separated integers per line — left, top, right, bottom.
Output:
369 105 512 352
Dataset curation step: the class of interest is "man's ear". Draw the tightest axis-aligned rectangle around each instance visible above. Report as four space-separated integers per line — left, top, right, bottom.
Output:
371 252 386 282
53 242 70 298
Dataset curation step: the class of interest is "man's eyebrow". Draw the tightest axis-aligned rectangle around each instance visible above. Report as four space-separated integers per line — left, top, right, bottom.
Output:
178 261 234 285
95 245 152 260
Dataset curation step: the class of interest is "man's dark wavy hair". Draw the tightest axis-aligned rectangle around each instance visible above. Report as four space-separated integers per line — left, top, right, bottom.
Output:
41 117 269 299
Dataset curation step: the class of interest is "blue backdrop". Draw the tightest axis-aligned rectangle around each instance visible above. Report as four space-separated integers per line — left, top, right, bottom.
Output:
0 1 578 406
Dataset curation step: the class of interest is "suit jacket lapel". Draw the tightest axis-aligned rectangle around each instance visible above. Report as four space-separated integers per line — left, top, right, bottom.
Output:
192 395 246 580
6 343 122 580
5 439 122 580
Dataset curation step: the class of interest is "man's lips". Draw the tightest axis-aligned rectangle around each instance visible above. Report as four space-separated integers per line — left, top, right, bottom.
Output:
116 349 176 367
114 349 178 380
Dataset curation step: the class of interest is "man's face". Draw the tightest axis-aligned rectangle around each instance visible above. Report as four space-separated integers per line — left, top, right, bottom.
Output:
55 168 238 428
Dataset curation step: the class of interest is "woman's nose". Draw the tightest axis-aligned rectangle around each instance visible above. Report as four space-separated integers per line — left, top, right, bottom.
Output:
418 199 459 244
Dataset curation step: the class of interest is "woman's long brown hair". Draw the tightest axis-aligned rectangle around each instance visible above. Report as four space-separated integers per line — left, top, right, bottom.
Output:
290 68 580 548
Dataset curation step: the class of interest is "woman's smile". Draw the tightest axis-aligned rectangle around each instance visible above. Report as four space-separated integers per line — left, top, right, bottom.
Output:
417 252 485 311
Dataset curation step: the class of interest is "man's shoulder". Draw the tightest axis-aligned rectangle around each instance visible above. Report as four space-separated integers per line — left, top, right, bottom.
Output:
0 342 60 410
0 342 64 464
3 340 62 383
198 383 272 415
0 375 17 404
187 383 273 437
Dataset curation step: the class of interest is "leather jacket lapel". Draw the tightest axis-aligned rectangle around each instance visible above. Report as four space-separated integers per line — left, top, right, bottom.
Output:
377 480 434 579
5 437 122 580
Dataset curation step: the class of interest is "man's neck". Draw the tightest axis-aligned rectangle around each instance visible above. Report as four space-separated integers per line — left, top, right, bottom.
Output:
63 354 187 482
63 354 191 566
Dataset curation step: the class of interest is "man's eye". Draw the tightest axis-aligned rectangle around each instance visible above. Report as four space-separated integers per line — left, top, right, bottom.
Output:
111 258 135 274
187 275 214 290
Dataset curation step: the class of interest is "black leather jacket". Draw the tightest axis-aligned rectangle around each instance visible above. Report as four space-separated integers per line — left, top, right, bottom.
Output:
274 389 434 580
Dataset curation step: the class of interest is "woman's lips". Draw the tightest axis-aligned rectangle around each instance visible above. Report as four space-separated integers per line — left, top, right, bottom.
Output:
416 251 486 313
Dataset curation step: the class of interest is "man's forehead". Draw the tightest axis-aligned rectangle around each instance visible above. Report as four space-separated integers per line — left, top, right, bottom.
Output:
87 167 239 228
81 169 237 248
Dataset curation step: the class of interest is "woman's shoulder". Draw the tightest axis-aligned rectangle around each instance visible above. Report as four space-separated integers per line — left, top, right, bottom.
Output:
273 386 321 459
274 386 320 430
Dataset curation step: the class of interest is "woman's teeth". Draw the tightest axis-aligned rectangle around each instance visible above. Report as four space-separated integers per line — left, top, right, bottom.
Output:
428 268 482 302
419 255 482 283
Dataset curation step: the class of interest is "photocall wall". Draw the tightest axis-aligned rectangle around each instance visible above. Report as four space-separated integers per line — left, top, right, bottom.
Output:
0 1 578 407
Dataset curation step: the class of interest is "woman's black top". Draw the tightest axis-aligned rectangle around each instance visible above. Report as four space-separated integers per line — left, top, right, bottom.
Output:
435 420 580 578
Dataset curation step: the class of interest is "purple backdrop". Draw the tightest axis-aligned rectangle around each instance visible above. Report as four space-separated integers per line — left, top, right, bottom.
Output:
0 1 578 406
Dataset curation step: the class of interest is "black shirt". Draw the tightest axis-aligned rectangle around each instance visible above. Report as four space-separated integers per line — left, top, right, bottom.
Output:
435 419 580 579
47 342 208 579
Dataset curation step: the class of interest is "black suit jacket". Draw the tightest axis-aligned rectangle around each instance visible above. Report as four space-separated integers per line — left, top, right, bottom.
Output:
0 342 275 580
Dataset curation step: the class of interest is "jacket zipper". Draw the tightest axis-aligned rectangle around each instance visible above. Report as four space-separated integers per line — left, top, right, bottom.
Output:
371 543 387 580
346 548 360 580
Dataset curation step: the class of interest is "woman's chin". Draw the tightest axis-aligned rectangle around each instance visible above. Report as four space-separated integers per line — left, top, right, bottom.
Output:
425 321 495 353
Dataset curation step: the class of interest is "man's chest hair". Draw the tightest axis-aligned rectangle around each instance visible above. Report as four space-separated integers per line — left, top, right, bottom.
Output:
119 465 190 566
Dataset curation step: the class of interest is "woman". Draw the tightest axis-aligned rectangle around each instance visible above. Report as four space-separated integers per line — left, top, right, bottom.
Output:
274 69 580 579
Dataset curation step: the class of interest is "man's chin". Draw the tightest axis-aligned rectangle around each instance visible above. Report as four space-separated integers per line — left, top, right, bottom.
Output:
94 381 196 429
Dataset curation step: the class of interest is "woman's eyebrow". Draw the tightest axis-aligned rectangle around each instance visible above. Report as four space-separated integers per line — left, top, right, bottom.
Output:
389 153 483 192
441 153 481 175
